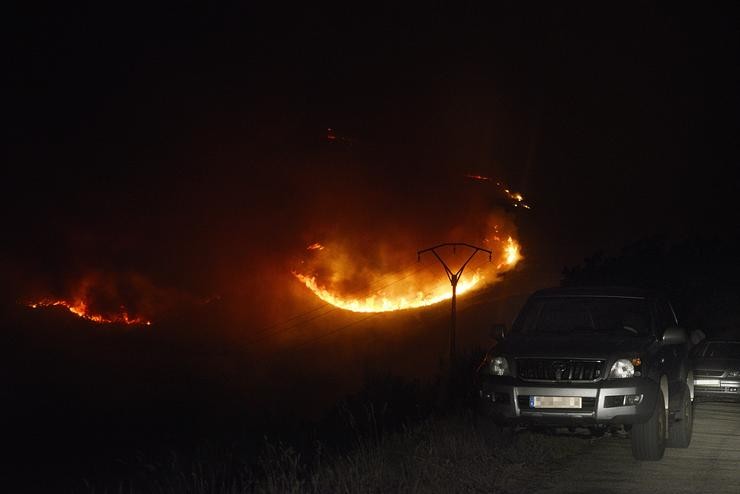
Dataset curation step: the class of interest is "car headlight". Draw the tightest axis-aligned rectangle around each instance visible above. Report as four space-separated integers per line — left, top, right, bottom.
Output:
487 356 511 376
727 370 740 377
609 358 635 379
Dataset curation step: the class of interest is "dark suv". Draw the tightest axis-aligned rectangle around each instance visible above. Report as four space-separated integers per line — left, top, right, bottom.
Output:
477 287 694 460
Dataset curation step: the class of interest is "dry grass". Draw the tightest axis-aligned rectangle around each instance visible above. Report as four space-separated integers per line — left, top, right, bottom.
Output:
98 413 587 494
283 415 586 494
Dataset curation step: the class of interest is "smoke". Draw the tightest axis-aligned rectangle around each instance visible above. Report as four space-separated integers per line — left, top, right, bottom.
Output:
6 133 526 329
283 148 523 310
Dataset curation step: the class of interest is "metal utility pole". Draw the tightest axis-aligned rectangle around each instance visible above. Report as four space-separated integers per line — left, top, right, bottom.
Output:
417 243 492 369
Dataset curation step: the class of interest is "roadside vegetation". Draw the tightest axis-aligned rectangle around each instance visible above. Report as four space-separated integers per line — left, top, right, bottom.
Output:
77 351 586 494
89 411 585 494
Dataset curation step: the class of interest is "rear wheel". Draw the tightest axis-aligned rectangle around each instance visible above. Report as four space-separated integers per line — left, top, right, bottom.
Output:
667 384 693 448
631 389 666 460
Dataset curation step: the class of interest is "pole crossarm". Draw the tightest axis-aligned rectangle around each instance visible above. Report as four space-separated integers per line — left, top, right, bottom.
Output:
417 243 492 286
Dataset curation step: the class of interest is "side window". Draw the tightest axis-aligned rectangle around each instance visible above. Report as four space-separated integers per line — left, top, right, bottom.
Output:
655 299 677 330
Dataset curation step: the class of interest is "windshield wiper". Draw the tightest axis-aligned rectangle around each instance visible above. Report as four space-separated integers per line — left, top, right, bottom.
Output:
532 326 602 334
567 326 602 333
620 325 640 334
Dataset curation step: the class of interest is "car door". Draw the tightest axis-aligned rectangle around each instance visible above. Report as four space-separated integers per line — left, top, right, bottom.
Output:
654 297 687 383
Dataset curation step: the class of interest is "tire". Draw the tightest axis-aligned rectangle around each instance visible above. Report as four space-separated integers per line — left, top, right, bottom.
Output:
667 384 694 448
631 389 666 460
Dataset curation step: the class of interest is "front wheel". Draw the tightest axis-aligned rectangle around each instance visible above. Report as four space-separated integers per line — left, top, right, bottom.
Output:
667 384 694 448
631 389 666 460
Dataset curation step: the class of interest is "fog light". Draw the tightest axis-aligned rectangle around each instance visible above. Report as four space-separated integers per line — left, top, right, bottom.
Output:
493 392 510 404
604 395 624 408
625 394 643 405
605 394 642 407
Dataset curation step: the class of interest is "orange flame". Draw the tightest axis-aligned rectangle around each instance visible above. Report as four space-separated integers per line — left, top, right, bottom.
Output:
503 188 530 209
464 174 531 209
499 236 521 268
294 236 522 313
464 174 491 182
293 271 484 313
27 299 152 325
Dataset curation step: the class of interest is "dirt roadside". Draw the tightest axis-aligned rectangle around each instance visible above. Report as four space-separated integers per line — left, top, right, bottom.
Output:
506 401 740 494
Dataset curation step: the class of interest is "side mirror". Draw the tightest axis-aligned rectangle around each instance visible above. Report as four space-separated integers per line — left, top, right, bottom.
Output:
661 326 687 345
689 329 706 347
490 323 506 341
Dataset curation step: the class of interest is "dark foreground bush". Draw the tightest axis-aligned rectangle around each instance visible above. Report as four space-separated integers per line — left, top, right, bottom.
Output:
88 412 585 494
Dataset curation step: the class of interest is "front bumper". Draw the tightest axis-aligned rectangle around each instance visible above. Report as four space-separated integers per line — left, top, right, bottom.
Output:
478 376 658 426
694 378 740 399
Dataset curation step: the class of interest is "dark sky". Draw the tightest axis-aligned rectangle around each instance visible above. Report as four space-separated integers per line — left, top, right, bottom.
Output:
4 3 740 313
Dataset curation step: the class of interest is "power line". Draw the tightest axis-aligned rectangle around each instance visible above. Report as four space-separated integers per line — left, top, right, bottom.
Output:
286 256 498 352
244 260 437 345
247 301 333 338
287 313 379 350
265 252 502 353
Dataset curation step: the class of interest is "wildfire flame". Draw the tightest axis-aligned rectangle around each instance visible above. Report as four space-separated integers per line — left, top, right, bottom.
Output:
293 271 483 313
27 299 152 325
501 236 521 267
504 188 530 209
294 236 522 313
464 174 531 209
464 174 491 182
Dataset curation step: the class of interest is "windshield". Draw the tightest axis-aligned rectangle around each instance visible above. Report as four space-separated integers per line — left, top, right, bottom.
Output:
696 342 740 359
512 296 653 336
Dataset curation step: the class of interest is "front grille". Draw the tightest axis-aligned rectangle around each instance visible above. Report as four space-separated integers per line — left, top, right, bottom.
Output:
517 395 596 411
695 370 724 377
516 359 604 382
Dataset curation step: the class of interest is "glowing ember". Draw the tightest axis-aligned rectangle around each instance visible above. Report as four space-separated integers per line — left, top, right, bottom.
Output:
294 235 522 313
503 188 530 209
307 242 325 251
465 174 531 209
27 299 151 325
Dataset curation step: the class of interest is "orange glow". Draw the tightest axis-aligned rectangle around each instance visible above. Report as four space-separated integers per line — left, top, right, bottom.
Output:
307 242 325 251
28 299 151 325
503 236 521 267
293 271 483 313
465 174 531 209
503 188 528 208
294 235 523 313
464 174 491 182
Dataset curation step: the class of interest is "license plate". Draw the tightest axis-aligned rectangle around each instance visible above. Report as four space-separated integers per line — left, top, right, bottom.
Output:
695 378 721 387
529 396 582 409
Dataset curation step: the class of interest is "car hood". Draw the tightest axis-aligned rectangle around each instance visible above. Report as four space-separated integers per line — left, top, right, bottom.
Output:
496 332 654 359
693 357 740 371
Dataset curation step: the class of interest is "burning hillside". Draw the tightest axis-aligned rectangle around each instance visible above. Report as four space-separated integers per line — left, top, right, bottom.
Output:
293 223 522 313
27 299 151 325
21 272 178 326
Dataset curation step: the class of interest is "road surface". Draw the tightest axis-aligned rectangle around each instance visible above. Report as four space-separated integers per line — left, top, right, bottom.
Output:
516 401 740 494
